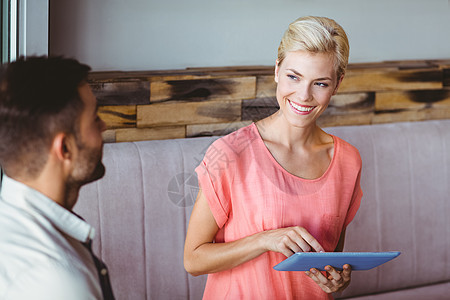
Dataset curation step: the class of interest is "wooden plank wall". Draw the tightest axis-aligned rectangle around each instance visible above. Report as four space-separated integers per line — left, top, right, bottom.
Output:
89 60 450 143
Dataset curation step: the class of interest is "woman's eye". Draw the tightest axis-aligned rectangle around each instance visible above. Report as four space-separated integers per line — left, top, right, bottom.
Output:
315 82 329 87
287 75 298 80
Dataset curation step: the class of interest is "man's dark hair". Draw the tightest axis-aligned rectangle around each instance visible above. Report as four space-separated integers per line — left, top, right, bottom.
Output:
0 56 91 178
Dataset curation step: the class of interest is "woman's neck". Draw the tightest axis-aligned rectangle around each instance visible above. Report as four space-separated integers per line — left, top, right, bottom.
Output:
256 110 324 150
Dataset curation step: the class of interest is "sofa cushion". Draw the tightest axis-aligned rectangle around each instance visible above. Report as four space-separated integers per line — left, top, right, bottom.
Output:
338 281 450 300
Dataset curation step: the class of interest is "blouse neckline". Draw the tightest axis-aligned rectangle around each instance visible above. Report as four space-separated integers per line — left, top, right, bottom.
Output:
251 122 338 182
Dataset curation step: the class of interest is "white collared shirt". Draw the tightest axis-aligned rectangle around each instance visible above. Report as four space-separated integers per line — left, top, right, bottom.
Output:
0 175 103 300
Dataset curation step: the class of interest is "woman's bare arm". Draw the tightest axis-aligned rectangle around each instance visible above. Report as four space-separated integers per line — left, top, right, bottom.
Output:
183 189 325 276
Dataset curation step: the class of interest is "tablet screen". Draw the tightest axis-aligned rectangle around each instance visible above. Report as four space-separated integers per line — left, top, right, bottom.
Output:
273 251 401 271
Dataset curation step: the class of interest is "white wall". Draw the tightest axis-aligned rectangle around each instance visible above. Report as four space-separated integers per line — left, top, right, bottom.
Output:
50 0 450 71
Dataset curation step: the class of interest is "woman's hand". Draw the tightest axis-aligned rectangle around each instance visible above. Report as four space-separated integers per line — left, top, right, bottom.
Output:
184 189 326 276
260 226 325 257
305 264 352 293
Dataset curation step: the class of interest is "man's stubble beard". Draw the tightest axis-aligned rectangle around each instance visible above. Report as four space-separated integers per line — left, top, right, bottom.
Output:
68 142 105 189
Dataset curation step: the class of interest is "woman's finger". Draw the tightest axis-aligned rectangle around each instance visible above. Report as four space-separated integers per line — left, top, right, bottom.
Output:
294 227 325 253
276 235 301 256
325 266 343 285
310 268 329 285
342 264 352 280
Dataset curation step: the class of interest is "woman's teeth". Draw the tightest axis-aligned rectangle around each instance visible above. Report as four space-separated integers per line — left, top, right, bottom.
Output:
289 100 314 112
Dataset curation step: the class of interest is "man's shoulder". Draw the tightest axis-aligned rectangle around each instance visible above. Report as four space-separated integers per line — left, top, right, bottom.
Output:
1 259 101 300
0 202 98 291
0 212 101 299
0 209 74 266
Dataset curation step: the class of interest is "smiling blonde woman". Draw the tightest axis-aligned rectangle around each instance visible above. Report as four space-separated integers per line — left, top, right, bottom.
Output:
184 16 362 300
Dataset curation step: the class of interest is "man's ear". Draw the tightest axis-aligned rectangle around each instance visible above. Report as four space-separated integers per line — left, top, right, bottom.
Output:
51 133 72 162
274 59 280 83
333 74 345 95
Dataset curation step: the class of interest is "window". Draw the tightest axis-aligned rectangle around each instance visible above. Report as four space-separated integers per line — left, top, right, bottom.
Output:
1 0 48 63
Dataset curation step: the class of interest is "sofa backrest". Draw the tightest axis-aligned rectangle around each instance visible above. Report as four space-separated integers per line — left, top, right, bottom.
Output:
76 137 214 299
74 120 450 299
331 120 450 298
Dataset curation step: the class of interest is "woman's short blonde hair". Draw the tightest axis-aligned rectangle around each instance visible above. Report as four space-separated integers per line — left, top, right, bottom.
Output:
277 16 349 78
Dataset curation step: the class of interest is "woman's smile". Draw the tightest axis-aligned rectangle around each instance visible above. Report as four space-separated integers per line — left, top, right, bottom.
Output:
287 99 316 115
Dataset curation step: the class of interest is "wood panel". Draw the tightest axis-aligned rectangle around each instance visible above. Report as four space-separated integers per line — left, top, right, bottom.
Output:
376 89 450 111
186 121 251 138
256 75 276 98
186 65 272 72
90 81 150 105
98 106 137 129
316 93 375 127
89 69 213 82
325 93 375 115
88 59 450 142
104 126 186 143
373 108 450 124
439 60 450 87
102 130 117 143
242 97 278 121
347 60 435 70
445 69 450 87
137 100 241 127
339 68 443 93
150 76 256 102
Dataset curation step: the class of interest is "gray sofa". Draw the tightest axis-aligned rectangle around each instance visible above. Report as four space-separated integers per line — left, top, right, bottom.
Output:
75 119 450 299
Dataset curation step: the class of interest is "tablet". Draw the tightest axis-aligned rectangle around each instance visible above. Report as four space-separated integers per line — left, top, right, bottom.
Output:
273 251 401 271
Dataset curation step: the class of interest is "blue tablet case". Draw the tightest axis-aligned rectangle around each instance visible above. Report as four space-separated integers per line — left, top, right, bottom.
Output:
273 251 401 271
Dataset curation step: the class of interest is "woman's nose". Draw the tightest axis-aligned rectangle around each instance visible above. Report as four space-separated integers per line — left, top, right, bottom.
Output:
295 83 312 102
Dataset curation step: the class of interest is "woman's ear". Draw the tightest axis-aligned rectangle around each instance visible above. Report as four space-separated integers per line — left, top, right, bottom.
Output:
274 59 280 83
333 74 345 95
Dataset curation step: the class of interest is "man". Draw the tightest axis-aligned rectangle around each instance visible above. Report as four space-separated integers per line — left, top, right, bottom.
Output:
0 56 114 299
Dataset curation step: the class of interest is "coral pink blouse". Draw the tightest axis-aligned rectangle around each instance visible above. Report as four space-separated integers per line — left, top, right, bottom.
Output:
195 123 362 300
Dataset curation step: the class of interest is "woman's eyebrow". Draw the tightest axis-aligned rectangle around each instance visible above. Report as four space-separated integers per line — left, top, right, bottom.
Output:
286 68 332 81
